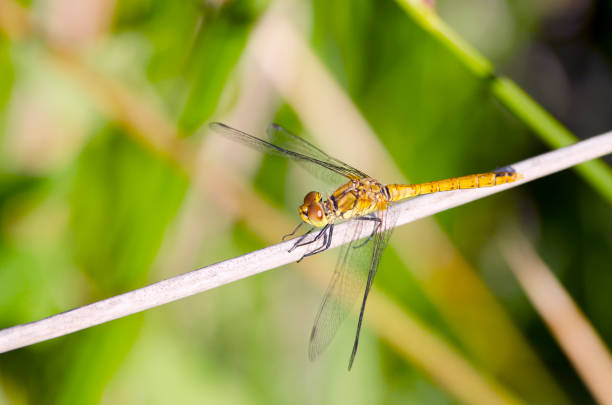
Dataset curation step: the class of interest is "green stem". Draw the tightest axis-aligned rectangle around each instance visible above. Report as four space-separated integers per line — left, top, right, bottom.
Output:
395 0 612 205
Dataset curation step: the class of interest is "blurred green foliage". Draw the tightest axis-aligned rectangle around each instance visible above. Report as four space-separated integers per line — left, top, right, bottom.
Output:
1 0 611 404
71 127 188 294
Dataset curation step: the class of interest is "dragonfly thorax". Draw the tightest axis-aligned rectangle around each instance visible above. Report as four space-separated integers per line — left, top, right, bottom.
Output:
298 191 329 227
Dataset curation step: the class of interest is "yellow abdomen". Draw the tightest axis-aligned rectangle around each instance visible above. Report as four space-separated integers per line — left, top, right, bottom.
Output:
386 171 522 202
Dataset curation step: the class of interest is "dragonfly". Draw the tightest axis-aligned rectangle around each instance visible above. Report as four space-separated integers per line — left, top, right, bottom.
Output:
209 122 522 370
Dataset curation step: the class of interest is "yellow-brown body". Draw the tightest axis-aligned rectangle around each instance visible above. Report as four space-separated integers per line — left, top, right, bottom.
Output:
298 171 522 227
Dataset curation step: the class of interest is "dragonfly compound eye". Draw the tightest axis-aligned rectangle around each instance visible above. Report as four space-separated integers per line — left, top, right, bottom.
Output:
306 202 327 226
303 191 322 205
297 200 326 226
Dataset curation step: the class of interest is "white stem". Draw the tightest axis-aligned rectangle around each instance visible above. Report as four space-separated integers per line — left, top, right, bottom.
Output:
0 131 611 353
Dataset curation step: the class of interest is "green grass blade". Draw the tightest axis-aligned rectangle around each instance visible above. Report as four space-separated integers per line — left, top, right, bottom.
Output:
395 0 612 205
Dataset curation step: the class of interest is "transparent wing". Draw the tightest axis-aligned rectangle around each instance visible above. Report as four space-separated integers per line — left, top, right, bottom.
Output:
308 205 399 369
347 207 398 370
307 219 370 362
209 122 368 182
266 124 368 180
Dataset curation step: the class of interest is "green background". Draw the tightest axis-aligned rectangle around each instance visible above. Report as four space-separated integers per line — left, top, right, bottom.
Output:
0 0 611 403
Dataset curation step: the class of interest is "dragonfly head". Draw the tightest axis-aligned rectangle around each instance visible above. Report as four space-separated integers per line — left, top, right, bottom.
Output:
298 191 328 227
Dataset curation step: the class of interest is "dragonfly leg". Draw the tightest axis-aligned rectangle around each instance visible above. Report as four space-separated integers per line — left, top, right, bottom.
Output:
288 227 315 253
290 223 328 255
297 224 334 262
282 222 305 241
352 216 382 249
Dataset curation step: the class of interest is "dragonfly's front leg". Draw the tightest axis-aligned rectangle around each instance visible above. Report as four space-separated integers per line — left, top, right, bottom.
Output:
288 226 315 253
282 222 305 241
298 224 334 261
286 224 333 262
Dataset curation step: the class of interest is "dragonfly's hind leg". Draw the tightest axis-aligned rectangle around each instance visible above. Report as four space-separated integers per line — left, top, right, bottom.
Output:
352 216 382 249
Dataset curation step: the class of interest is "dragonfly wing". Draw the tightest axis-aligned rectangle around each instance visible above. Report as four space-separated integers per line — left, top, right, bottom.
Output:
209 122 368 184
307 218 373 362
266 123 369 180
347 206 398 370
308 205 398 367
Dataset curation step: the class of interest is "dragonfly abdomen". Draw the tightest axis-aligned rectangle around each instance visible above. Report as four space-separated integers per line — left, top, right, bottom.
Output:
386 170 522 202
